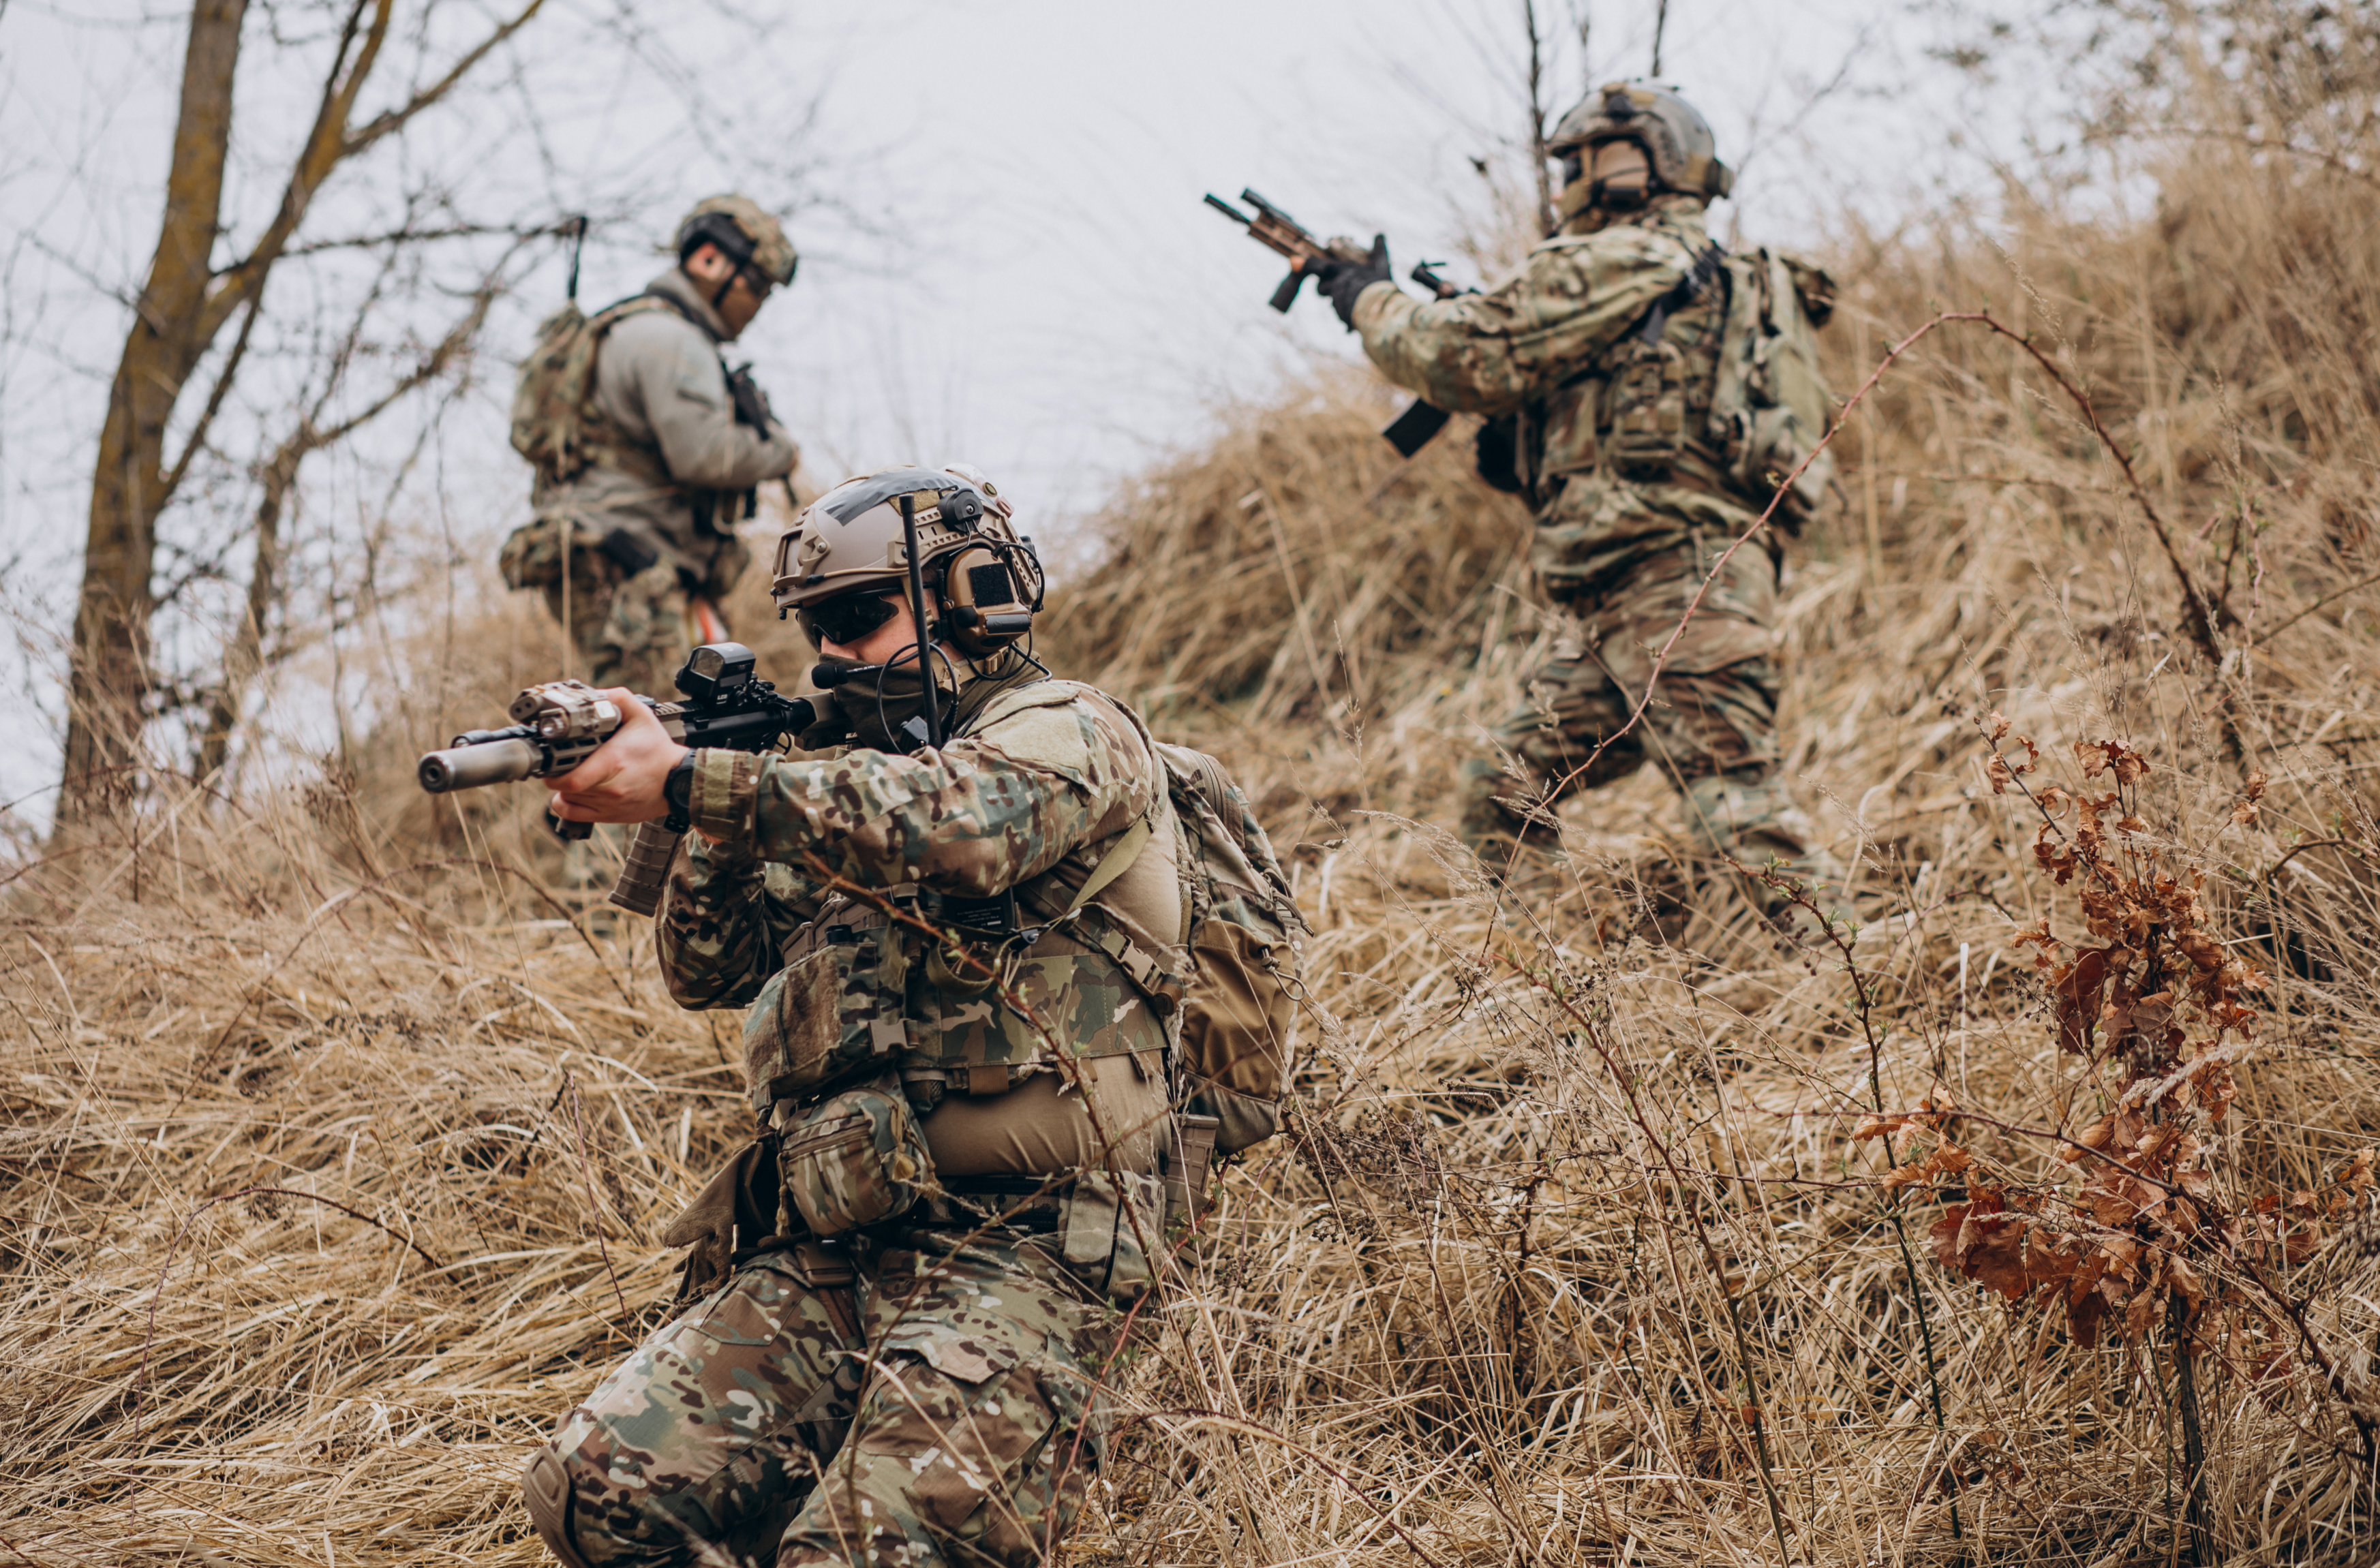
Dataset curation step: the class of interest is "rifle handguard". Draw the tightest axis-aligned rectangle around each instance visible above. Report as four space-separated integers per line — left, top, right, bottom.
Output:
609 820 684 917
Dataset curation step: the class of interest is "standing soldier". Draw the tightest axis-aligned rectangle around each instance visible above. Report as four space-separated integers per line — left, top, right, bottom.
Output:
502 196 802 691
516 465 1224 1568
1304 82 1837 885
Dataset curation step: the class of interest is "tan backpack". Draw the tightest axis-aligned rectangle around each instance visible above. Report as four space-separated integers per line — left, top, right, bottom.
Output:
1156 743 1308 1154
508 296 676 485
1706 249 1837 532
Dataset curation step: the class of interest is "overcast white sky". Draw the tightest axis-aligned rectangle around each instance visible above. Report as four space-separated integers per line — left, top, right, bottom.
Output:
0 0 1998 815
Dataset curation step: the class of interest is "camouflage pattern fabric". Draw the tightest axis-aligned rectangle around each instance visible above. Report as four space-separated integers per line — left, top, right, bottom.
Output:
776 1079 937 1236
538 1227 1122 1568
1350 200 1818 869
498 515 749 693
657 678 1182 1113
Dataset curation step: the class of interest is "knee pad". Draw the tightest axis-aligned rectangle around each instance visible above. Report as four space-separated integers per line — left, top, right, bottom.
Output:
522 1447 598 1568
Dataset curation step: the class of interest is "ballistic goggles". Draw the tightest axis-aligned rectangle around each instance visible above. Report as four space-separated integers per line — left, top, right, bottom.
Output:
798 589 903 649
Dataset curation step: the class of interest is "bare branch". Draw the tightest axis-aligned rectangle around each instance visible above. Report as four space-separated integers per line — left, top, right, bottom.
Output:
156 289 264 504
197 0 390 343
342 0 548 159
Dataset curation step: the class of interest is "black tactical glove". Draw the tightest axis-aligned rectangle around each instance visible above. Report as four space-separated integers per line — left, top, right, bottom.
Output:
1474 414 1524 495
1309 234 1393 330
596 526 659 576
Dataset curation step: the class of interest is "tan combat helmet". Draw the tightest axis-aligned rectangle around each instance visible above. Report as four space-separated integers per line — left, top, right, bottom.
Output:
675 194 799 288
1548 81 1732 219
771 464 1044 658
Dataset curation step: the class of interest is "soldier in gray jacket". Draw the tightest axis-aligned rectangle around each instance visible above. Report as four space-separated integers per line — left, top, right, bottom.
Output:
503 195 803 690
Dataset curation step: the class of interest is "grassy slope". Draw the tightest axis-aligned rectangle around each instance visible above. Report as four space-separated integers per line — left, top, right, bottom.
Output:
7 92 2380 1568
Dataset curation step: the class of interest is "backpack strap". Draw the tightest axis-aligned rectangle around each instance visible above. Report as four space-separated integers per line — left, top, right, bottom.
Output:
1064 818 1150 917
1632 242 1727 345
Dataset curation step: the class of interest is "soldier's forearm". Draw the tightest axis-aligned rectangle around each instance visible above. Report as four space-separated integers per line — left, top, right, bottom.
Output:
739 748 1119 901
656 833 778 1008
1353 284 1532 415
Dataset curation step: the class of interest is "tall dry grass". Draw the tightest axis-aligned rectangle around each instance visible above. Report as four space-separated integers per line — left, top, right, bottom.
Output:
10 20 2380 1566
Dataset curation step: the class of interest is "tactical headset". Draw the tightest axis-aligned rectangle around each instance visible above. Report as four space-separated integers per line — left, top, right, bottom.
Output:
772 467 1046 660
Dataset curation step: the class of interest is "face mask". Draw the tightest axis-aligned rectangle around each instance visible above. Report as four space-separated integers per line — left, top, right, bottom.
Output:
805 651 1037 754
1587 140 1654 211
806 656 940 753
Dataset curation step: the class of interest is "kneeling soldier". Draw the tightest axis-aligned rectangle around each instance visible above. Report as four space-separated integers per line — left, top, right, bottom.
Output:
521 464 1191 1568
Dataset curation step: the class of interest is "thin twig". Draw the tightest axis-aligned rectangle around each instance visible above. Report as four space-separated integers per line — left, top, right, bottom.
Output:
566 1070 632 1323
135 1184 443 1433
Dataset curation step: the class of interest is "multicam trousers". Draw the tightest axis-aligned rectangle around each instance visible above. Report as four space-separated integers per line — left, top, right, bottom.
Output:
1461 532 1811 861
525 1227 1119 1568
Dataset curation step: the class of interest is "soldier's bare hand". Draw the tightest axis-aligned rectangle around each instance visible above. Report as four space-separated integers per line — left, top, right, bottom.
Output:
548 690 689 824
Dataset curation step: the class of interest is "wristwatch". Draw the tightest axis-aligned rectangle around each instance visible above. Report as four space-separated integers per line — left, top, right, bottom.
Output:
662 752 696 833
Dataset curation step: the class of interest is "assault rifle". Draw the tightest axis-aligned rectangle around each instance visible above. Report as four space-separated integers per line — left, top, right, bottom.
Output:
417 641 816 917
1203 188 1474 457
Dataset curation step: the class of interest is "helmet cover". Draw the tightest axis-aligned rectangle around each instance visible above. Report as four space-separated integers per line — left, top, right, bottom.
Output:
1548 81 1733 202
676 194 798 287
772 465 1040 656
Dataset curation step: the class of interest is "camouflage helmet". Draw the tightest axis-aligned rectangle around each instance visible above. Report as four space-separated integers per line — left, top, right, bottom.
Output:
771 464 1043 657
675 194 797 288
1548 82 1733 202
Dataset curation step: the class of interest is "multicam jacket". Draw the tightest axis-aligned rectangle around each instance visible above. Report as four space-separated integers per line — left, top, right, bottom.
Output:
1352 198 1771 600
528 268 799 599
657 676 1186 1122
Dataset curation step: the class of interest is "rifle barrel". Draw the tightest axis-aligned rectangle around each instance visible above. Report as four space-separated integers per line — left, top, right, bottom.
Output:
418 737 542 793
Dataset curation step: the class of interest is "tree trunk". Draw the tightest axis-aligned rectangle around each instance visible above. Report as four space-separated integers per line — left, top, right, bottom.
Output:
56 0 540 820
196 433 301 783
59 0 249 820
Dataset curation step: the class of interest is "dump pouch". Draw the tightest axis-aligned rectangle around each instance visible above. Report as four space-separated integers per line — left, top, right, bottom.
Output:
776 1077 937 1236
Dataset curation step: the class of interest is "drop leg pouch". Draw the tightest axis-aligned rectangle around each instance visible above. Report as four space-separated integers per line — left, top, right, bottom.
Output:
776 1078 938 1237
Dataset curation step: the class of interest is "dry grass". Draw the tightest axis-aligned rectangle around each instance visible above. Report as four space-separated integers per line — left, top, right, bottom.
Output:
11 25 2380 1567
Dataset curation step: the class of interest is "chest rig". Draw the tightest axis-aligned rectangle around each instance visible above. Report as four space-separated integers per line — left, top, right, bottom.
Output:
1519 217 1730 503
739 681 1191 1120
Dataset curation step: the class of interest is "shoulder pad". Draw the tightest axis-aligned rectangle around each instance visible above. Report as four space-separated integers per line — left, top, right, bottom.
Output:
968 678 1090 731
1528 224 1700 269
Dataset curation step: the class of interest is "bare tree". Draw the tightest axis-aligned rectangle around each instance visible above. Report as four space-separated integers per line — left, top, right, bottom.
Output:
191 257 510 782
59 0 543 823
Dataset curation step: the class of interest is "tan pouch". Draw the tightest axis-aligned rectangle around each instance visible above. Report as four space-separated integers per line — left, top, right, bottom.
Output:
776 1080 937 1236
1162 1113 1220 1234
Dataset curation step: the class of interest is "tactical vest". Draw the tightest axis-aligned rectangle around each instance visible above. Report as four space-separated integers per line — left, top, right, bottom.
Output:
1516 219 1835 530
739 679 1190 1120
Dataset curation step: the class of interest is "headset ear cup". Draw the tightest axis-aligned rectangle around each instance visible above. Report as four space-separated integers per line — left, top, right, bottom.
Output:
942 543 1034 657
